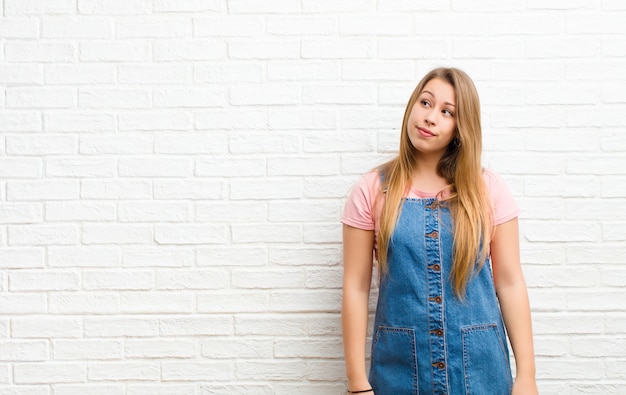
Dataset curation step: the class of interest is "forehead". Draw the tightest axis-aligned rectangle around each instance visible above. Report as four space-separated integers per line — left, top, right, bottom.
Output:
421 78 456 102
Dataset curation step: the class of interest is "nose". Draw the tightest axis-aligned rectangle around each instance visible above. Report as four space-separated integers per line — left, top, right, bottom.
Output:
424 108 436 125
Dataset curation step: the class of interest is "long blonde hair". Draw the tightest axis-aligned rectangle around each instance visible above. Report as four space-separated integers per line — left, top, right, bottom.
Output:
376 67 493 298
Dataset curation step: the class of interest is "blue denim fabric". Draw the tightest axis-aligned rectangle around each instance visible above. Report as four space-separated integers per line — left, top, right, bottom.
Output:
369 198 512 395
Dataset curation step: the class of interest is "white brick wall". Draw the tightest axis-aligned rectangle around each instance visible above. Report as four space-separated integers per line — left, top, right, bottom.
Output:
0 0 624 393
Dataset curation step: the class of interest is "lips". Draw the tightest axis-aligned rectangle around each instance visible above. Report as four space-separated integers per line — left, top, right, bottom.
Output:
417 127 435 137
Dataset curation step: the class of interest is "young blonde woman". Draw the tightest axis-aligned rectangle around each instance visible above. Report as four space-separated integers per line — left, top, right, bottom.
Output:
341 68 537 395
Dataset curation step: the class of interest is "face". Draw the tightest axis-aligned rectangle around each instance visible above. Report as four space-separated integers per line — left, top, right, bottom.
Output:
407 78 457 159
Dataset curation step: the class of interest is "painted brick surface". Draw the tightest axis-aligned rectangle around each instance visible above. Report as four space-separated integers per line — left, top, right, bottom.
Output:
0 1 624 393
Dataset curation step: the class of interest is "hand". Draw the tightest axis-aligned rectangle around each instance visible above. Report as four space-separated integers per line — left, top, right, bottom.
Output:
512 375 538 395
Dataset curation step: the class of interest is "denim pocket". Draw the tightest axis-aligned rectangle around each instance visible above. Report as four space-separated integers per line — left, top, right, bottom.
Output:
369 325 418 395
462 324 512 395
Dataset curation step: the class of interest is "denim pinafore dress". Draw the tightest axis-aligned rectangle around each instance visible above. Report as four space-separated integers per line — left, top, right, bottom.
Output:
369 197 513 395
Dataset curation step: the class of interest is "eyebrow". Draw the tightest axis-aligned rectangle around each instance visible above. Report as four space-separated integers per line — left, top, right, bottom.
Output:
421 90 456 107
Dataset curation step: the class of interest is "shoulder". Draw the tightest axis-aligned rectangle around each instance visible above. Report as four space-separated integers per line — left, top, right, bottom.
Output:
341 170 382 231
482 168 520 225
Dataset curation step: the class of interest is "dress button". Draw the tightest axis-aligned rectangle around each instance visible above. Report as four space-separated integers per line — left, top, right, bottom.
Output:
434 296 442 303
433 264 441 271
436 329 444 336
426 231 439 239
432 361 445 369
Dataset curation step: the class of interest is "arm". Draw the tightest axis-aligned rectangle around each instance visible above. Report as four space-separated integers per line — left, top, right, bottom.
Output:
342 224 375 392
490 217 538 395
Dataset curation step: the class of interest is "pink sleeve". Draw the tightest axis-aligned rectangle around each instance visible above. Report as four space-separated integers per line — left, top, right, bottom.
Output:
483 169 520 225
341 172 381 231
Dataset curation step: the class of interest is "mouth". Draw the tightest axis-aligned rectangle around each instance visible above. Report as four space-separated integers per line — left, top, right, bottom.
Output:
417 127 435 137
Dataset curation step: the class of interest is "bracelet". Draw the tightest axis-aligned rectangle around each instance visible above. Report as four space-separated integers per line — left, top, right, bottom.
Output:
347 389 373 394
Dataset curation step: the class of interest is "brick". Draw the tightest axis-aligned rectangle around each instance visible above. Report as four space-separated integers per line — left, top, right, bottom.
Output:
155 224 228 244
153 40 227 61
159 316 233 336
79 42 150 62
79 88 151 109
81 179 151 200
231 270 306 289
6 87 75 109
4 41 76 62
42 16 112 38
453 38 523 58
50 385 124 395
87 362 159 381
0 203 42 224
6 135 76 155
270 246 342 266
118 111 192 131
194 16 265 36
78 0 151 15
44 64 115 84
0 64 43 84
302 84 375 105
268 108 337 129
154 87 227 108
378 38 449 59
48 246 121 268
267 60 339 81
197 246 267 266
304 130 375 153
232 224 301 243
230 179 302 200
235 360 307 380
0 112 41 132
197 291 270 313
155 269 228 290
118 64 189 84
268 200 338 222
154 0 222 12
526 0 594 9
302 38 372 59
235 313 339 336
306 268 343 289
12 317 82 338
9 271 80 291
268 16 337 35
116 17 190 38
154 179 224 200
53 340 122 360
304 224 342 244
302 0 372 13
49 293 119 314
525 176 599 197
14 363 86 384
201 338 273 359
304 177 355 198
118 202 191 222
194 62 263 83
120 292 194 314
154 132 227 154
195 156 267 177
229 84 299 106
46 157 116 178
567 12 626 34
229 132 299 154
228 0 300 13
228 39 299 60
123 247 193 268
79 134 152 154
162 361 232 381
194 108 266 130
0 341 48 361
0 248 44 269
128 385 196 395
124 340 196 359
118 158 193 177
5 0 75 15
270 290 341 312
84 318 158 338
8 225 79 246
0 17 39 38
45 112 115 133
82 225 152 245
340 15 412 35
196 202 266 223
0 158 42 178
82 270 153 290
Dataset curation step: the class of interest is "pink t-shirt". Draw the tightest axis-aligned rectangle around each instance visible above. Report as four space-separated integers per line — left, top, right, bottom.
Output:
341 168 520 233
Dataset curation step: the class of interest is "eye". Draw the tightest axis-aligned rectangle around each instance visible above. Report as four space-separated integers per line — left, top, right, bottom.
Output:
442 109 454 117
420 99 430 107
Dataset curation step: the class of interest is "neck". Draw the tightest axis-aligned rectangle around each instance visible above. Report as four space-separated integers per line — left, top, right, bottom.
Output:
410 154 448 192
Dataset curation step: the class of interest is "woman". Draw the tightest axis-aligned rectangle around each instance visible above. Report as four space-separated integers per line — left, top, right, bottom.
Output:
341 68 537 394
